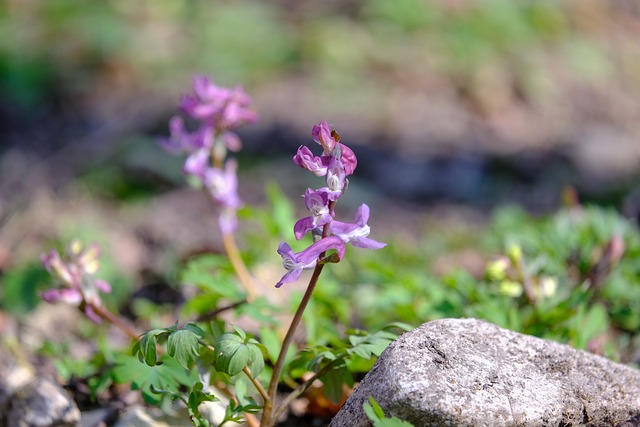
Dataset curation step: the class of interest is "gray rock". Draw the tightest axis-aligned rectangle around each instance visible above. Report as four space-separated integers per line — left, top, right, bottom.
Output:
331 318 640 427
5 375 80 427
0 337 35 410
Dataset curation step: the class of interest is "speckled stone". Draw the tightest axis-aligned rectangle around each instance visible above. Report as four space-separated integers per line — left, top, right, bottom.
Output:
4 375 80 427
330 318 640 427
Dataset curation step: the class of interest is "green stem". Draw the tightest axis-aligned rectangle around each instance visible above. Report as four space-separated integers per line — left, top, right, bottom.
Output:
222 231 259 302
261 262 325 427
261 201 336 426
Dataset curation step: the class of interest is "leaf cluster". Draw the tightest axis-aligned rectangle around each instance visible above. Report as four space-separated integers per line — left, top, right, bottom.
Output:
133 322 205 370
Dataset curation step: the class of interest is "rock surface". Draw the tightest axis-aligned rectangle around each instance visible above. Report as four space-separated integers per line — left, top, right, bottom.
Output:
0 337 35 411
330 318 640 427
4 375 80 427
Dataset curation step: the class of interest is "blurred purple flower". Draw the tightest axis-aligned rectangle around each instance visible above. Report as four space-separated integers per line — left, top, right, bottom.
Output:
203 159 242 209
183 148 210 177
162 116 215 177
329 204 386 249
202 159 242 233
40 241 112 323
180 75 257 131
276 236 346 288
163 75 256 176
163 116 213 153
293 189 333 240
217 207 239 235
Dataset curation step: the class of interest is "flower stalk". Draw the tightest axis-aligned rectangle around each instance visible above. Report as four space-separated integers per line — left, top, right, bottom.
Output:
261 256 327 427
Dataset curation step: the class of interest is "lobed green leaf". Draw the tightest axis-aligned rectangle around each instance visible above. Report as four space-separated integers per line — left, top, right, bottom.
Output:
167 329 201 370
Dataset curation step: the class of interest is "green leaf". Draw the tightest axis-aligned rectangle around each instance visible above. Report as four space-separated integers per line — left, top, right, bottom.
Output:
229 345 251 376
180 254 244 300
1 263 50 316
363 397 415 427
167 329 201 369
365 396 386 419
236 298 280 326
309 349 338 371
184 322 205 338
139 332 158 366
214 332 265 378
187 381 217 412
247 343 265 378
232 325 247 341
347 330 396 360
321 364 349 403
263 181 296 237
215 333 248 376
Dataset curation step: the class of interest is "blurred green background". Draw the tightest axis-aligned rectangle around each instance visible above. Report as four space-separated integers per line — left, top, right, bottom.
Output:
2 0 640 209
2 0 640 326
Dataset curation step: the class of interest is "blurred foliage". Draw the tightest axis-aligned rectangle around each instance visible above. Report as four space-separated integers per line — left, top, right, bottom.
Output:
5 179 640 422
8 189 640 357
1 0 637 118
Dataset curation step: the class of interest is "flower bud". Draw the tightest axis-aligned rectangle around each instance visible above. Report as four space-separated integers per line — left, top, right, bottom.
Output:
485 257 509 282
507 244 523 264
498 280 523 298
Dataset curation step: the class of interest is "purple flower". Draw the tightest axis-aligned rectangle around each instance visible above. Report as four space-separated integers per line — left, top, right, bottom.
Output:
166 75 256 155
276 236 346 288
311 121 338 154
218 207 239 235
202 160 242 233
293 146 330 177
338 143 357 176
305 122 357 176
203 159 242 209
179 75 257 130
40 241 112 323
293 189 333 240
329 204 386 249
162 116 216 177
163 117 215 154
183 148 210 177
319 156 347 201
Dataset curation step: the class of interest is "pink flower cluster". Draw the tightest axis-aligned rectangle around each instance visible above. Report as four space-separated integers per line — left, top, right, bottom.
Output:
40 241 111 323
276 122 386 287
163 75 256 233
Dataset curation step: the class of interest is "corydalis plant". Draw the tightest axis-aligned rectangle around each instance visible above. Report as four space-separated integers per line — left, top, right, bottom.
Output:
262 122 386 427
40 240 140 340
40 240 112 323
164 75 258 301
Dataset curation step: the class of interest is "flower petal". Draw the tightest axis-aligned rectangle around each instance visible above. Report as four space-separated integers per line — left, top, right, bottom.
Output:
293 217 315 240
276 268 303 288
40 288 83 305
351 236 387 250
